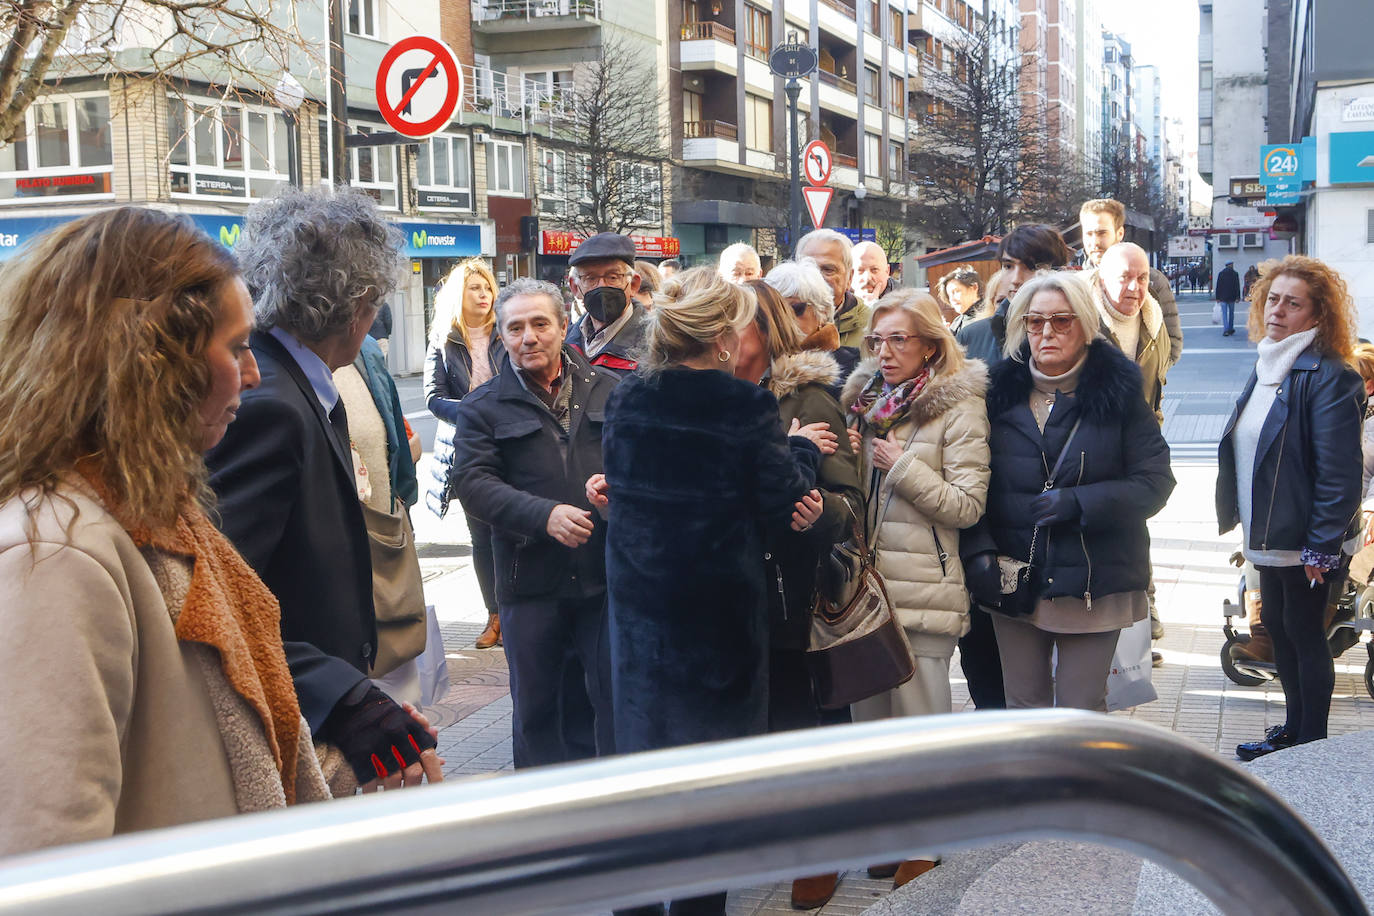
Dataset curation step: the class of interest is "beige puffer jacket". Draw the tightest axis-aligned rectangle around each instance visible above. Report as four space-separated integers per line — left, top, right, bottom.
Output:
841 358 991 655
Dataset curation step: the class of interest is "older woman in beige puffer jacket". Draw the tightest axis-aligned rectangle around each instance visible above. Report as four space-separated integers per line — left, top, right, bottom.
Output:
842 290 991 719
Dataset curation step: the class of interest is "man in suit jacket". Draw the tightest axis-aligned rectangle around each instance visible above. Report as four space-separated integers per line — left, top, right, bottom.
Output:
454 277 619 768
207 187 440 790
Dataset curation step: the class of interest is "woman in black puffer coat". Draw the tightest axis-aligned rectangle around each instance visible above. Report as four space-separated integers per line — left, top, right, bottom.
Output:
424 258 506 648
982 272 1174 711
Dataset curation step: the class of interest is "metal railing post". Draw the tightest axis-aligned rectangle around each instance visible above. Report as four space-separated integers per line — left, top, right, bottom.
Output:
0 711 1363 916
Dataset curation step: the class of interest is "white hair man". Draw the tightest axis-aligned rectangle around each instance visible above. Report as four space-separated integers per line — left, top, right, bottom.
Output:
718 242 762 283
796 228 867 349
851 240 894 305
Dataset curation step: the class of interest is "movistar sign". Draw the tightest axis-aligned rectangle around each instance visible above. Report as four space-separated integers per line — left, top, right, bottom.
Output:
403 221 480 258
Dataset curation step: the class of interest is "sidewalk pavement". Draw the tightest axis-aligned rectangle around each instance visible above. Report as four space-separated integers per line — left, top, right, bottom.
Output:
399 293 1374 914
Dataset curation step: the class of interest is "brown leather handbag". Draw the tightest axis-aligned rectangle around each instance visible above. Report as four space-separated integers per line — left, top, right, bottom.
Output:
806 516 915 709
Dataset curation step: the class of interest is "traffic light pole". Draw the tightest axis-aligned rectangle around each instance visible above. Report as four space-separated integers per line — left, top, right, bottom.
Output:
786 77 801 258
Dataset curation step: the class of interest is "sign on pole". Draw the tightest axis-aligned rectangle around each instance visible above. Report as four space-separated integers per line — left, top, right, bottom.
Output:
1260 144 1301 185
803 140 832 186
802 186 834 229
768 40 818 80
375 36 463 139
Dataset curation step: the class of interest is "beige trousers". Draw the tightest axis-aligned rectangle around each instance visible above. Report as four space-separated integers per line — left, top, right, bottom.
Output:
990 614 1119 711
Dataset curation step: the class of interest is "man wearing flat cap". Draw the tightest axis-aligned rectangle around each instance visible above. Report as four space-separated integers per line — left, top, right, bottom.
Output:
565 232 650 374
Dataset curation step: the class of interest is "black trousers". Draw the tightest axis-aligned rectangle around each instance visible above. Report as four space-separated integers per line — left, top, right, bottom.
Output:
1257 564 1335 743
499 592 613 767
958 605 1006 709
466 512 498 616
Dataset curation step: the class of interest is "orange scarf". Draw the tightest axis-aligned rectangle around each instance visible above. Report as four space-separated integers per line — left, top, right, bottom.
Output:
79 469 302 802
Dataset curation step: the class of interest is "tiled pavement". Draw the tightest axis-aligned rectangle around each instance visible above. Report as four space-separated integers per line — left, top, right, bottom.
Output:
398 292 1374 913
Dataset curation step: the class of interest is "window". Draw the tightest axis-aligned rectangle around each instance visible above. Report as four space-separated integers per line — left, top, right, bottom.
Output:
867 0 880 33
522 69 574 113
889 6 902 44
415 134 473 210
615 161 662 226
887 140 903 180
743 5 770 60
0 93 114 201
539 148 566 216
488 139 527 196
350 123 399 209
684 90 703 126
347 0 377 38
864 66 880 106
888 73 903 114
864 132 881 178
169 98 290 200
744 94 772 152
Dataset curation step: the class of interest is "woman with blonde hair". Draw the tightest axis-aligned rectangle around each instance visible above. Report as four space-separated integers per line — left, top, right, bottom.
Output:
1219 255 1364 760
425 257 506 648
596 266 834 915
840 289 991 888
0 208 345 854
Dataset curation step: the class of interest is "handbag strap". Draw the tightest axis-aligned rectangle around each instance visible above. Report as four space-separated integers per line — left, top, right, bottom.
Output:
1026 416 1084 570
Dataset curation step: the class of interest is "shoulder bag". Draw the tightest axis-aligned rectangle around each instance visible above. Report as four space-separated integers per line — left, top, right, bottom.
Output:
806 426 916 709
991 416 1083 618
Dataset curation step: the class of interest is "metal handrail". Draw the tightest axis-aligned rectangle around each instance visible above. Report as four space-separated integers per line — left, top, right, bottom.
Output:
0 711 1364 915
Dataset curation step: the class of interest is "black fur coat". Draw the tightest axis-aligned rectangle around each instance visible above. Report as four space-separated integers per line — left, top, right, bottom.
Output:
603 367 820 753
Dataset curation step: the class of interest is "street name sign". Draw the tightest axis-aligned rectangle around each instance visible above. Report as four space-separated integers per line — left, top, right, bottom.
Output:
803 140 832 186
768 42 818 80
376 36 463 139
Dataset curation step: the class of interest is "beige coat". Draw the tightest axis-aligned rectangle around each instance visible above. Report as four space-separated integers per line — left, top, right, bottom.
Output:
842 359 991 655
0 486 328 856
1086 268 1170 422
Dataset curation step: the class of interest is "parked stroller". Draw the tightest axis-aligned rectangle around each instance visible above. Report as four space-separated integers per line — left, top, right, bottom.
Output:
1221 548 1374 699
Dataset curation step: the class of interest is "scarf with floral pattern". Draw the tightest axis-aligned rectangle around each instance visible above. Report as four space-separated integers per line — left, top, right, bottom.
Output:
849 366 932 436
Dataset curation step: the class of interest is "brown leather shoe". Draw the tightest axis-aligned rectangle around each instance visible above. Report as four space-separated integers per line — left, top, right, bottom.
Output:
1232 631 1273 663
789 873 838 909
893 859 938 888
475 613 501 649
866 862 901 879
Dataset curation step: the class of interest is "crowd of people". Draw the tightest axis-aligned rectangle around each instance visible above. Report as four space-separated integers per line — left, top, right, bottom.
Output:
0 183 1365 916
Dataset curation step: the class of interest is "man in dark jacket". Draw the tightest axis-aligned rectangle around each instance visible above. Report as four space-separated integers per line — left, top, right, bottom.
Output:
565 232 649 374
1216 261 1242 336
956 224 1074 367
453 278 618 768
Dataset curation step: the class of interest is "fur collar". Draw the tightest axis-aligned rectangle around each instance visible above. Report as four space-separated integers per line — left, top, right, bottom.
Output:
841 357 989 426
987 340 1144 424
766 350 841 401
800 323 841 353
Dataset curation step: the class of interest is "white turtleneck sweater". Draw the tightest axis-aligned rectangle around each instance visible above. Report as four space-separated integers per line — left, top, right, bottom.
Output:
1235 326 1319 567
1100 298 1141 360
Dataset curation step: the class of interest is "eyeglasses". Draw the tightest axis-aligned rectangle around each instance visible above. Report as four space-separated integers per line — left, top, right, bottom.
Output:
863 333 920 352
1024 313 1077 334
578 272 629 287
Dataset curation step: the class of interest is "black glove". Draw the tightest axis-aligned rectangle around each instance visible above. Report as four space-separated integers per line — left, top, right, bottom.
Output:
1030 488 1080 527
320 684 437 783
964 551 1002 607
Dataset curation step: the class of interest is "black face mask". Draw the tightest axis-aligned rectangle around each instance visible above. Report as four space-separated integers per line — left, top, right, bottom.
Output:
582 286 628 325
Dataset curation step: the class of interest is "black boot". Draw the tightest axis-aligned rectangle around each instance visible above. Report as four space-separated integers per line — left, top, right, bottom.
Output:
1236 725 1295 762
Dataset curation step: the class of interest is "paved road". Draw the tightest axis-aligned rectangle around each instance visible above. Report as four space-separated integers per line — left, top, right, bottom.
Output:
392 294 1374 914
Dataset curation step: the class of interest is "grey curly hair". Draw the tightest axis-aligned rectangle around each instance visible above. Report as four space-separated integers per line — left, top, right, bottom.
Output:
236 186 406 342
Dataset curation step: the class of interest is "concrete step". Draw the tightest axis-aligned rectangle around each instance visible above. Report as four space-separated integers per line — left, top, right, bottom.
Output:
864 730 1374 915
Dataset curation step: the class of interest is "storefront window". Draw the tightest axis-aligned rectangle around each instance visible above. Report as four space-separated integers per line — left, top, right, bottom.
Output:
0 93 114 202
169 96 291 200
415 134 472 210
350 123 399 209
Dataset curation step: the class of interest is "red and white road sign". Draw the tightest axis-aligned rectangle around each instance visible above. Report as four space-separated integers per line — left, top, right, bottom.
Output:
802 186 834 229
803 140 832 186
376 35 463 139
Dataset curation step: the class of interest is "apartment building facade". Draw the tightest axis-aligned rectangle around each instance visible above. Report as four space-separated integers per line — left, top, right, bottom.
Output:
1073 0 1102 175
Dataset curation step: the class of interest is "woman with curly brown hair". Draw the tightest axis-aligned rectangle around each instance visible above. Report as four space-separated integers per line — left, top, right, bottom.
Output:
0 208 339 854
1218 255 1365 760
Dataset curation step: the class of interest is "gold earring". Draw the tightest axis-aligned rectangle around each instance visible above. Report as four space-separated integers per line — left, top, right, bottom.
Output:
718 350 731 362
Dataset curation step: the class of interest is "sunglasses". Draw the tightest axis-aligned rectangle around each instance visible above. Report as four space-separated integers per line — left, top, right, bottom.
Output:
1024 313 1077 334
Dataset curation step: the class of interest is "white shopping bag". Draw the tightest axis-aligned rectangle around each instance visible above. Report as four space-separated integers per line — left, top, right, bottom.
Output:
1106 617 1157 711
415 604 451 707
1211 303 1222 325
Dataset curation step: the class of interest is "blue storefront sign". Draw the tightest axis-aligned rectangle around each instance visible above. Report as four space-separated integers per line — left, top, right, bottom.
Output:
1260 144 1302 185
1329 131 1374 185
1265 181 1301 206
399 221 482 258
0 215 83 259
779 227 877 246
188 214 246 249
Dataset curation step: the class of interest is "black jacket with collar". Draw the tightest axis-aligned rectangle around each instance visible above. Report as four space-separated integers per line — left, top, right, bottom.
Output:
956 298 1010 367
982 341 1175 601
565 303 649 375
452 347 618 602
1216 345 1364 563
424 328 507 519
206 329 376 730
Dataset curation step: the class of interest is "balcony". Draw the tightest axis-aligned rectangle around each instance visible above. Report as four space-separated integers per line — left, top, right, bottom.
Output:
461 65 575 128
681 21 735 43
833 152 858 169
473 0 601 31
817 69 857 95
683 120 737 141
819 0 856 17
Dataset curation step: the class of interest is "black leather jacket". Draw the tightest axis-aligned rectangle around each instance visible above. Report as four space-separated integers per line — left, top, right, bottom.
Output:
424 328 506 518
1217 345 1365 566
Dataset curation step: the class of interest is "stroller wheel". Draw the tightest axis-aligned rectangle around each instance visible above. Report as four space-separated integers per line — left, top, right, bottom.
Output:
1222 638 1270 687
